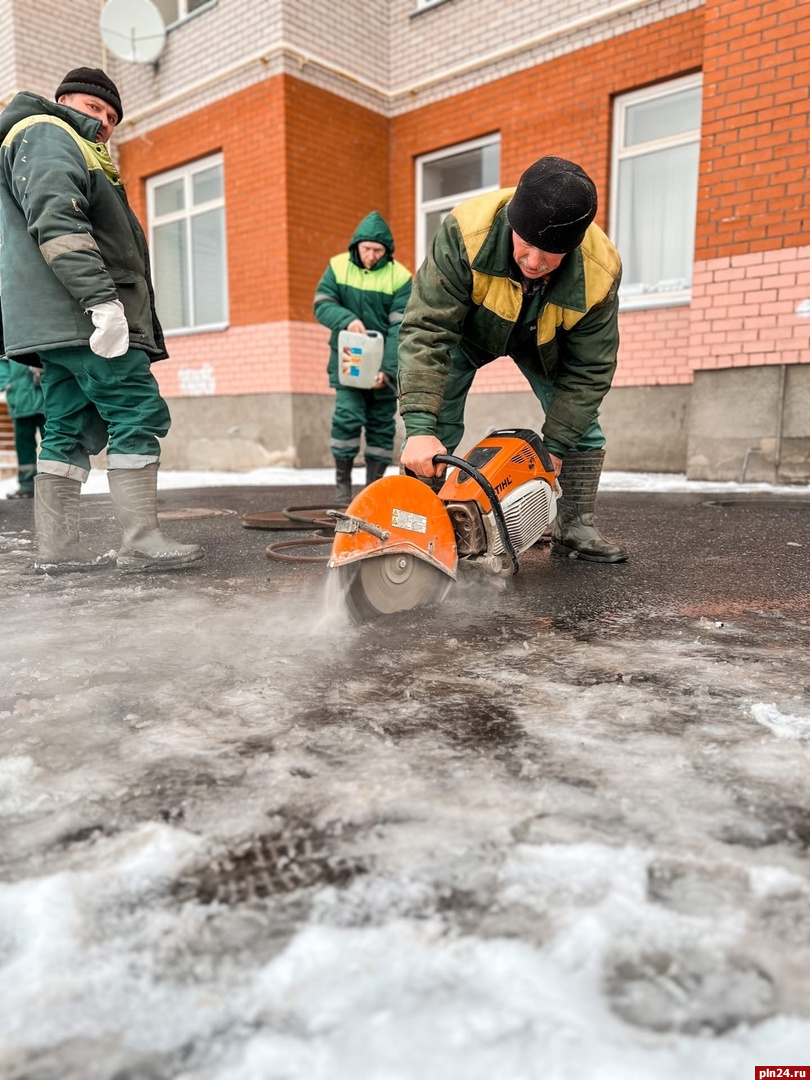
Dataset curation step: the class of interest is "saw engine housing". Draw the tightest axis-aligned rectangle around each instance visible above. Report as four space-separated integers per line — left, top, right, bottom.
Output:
328 429 558 619
438 429 558 565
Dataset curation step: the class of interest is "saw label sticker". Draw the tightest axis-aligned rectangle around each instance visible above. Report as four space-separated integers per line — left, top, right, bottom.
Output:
391 508 428 534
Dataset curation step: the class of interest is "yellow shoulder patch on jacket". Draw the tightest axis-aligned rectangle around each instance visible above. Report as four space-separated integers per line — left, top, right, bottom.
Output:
536 224 622 342
580 223 622 308
331 251 410 295
2 115 121 183
451 189 520 322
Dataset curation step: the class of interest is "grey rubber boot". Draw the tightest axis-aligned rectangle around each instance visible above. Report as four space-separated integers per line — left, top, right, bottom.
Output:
108 464 204 571
334 457 354 504
551 449 628 563
34 474 113 572
364 459 388 487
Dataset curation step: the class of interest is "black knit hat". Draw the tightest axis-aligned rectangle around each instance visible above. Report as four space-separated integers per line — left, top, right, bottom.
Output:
507 156 597 253
55 67 123 122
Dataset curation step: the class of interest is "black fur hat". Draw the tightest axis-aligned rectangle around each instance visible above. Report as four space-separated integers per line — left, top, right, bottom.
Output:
507 156 597 253
55 67 123 122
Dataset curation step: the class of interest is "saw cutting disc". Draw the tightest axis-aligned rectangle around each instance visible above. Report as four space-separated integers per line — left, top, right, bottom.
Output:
338 553 451 622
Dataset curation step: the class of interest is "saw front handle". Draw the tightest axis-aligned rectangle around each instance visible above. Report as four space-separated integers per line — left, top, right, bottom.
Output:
432 454 519 576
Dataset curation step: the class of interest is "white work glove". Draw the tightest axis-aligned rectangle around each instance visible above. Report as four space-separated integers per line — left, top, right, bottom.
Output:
87 299 130 358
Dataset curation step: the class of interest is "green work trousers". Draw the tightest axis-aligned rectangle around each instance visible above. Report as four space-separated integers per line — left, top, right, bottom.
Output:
331 385 397 464
433 347 606 456
12 412 46 492
37 346 171 482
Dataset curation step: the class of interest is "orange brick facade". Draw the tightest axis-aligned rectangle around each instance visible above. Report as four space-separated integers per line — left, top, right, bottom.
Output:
119 75 389 399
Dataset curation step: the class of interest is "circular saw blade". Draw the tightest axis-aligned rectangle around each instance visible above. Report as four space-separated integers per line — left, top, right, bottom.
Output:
338 553 451 622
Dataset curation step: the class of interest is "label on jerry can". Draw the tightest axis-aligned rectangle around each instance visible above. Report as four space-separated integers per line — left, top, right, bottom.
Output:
337 330 384 389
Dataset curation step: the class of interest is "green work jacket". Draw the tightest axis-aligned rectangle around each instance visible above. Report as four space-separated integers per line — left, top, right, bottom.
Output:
314 212 412 391
0 92 166 362
397 189 622 453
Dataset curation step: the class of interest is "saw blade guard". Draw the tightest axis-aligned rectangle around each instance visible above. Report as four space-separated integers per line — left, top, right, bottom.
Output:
328 475 458 580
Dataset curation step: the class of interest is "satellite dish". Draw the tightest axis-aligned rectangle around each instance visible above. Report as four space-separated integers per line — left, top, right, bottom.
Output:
100 0 166 64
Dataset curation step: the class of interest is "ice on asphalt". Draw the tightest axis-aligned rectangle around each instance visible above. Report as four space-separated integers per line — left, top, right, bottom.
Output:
1 467 810 1078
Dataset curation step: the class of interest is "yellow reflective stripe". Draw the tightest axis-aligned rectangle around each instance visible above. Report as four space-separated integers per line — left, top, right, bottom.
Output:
390 262 412 290
1 115 121 184
454 188 515 263
39 232 99 263
330 252 409 295
455 189 521 323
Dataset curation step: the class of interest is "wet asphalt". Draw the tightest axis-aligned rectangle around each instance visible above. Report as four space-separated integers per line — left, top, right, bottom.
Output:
3 482 810 1075
5 482 809 626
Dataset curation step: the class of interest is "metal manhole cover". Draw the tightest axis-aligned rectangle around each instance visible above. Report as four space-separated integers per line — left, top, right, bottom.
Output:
157 507 238 521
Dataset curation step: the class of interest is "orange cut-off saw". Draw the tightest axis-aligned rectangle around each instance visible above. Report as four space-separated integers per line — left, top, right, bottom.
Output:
327 428 559 621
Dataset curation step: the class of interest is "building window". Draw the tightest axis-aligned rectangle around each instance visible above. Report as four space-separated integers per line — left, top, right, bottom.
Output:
152 0 214 28
611 74 703 309
416 136 500 267
147 154 228 334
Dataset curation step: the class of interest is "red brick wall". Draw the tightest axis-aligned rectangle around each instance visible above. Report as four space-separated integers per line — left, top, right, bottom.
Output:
117 75 389 397
284 79 390 321
697 0 809 260
115 2 808 404
119 78 289 325
688 0 810 377
390 10 704 276
390 9 705 394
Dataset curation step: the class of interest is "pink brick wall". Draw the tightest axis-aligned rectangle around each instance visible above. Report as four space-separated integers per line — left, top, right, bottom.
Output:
616 308 695 387
688 244 810 369
154 322 331 399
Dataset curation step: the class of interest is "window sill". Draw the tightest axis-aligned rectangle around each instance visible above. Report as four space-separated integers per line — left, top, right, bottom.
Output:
411 0 453 16
619 294 692 313
164 322 229 337
166 0 217 32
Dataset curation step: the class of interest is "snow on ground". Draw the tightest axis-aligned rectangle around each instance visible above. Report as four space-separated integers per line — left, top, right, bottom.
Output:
1 466 809 1078
2 465 809 497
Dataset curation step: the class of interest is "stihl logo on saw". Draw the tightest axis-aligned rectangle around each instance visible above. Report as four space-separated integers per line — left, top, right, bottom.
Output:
328 430 558 622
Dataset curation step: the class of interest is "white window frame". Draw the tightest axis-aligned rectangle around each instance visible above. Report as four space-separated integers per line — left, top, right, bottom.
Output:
146 152 228 336
610 73 703 311
416 134 501 267
157 0 216 30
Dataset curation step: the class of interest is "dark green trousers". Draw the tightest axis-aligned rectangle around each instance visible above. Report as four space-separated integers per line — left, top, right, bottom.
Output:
330 385 396 464
12 413 45 492
37 346 171 481
432 347 606 456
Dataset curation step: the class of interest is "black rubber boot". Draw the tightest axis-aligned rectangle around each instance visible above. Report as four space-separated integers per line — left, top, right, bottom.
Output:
108 464 204 571
364 459 388 487
34 474 113 572
551 449 628 563
334 457 354 504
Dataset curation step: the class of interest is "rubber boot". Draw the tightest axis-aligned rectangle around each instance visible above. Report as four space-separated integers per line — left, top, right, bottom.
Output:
364 459 388 487
34 474 113 572
551 449 628 563
334 457 354 504
108 464 204 571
